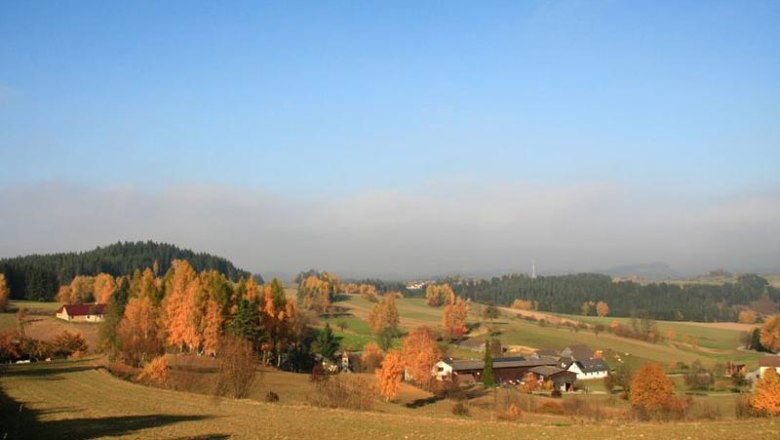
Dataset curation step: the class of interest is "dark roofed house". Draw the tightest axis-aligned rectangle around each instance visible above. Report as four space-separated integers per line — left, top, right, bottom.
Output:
55 303 107 322
529 365 577 391
434 356 561 385
567 358 610 380
560 345 594 361
531 348 560 359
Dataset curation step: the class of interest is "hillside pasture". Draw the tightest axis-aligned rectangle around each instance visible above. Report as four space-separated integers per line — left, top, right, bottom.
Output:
1 359 777 439
333 295 762 370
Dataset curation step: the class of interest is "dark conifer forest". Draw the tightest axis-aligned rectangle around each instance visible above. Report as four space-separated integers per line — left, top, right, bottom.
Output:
0 241 255 301
454 273 780 322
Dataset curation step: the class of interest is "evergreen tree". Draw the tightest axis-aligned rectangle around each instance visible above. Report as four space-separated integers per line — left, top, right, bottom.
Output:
100 277 130 358
312 323 341 361
483 339 495 387
228 298 264 349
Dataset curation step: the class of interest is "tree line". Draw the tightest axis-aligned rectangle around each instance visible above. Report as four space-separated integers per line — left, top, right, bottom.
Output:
99 260 329 374
0 241 257 301
453 273 779 322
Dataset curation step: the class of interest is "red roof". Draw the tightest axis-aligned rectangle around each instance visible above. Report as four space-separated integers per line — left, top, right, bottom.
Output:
56 303 107 316
759 355 780 368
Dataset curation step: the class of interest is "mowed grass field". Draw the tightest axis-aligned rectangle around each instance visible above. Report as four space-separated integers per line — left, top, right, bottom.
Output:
1 359 777 440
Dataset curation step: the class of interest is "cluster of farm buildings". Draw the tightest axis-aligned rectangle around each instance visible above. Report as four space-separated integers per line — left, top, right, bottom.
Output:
434 344 608 391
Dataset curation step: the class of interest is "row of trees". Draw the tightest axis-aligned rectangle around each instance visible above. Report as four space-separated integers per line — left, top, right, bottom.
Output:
454 273 779 322
100 260 330 375
0 241 255 301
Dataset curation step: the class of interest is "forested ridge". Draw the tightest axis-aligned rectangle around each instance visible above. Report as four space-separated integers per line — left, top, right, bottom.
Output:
454 273 780 322
0 241 255 301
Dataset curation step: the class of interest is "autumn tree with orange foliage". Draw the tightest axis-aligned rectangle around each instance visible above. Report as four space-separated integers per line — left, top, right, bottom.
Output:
136 355 170 387
360 342 384 372
402 326 441 390
298 272 340 313
511 299 535 311
202 299 223 356
0 273 9 313
118 296 163 366
759 315 780 353
738 310 758 324
137 268 162 304
368 293 400 348
751 368 780 415
629 363 678 416
93 273 116 304
57 275 96 304
425 283 454 307
261 278 296 365
596 301 610 317
376 349 405 401
442 296 470 341
162 260 202 352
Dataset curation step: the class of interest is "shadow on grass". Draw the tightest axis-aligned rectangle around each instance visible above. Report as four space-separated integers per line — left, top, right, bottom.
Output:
37 414 217 439
170 435 231 440
405 394 446 408
0 367 219 440
0 384 218 439
1 364 96 378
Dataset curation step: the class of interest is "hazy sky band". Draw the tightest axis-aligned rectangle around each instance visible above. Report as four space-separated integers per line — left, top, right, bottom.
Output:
0 1 778 276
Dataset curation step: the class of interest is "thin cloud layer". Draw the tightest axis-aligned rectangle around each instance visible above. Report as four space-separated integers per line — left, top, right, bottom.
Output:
1 181 778 278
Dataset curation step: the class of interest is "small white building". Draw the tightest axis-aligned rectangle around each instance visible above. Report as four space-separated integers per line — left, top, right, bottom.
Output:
434 360 454 381
55 303 107 322
567 358 609 380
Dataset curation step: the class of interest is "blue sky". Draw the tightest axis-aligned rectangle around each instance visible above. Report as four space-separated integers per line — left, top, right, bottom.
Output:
1 1 779 276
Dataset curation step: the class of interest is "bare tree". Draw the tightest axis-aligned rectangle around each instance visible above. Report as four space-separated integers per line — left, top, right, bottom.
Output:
216 335 259 399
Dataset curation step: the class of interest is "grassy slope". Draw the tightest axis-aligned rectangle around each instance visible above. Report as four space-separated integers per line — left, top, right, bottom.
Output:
1 359 776 440
334 296 763 369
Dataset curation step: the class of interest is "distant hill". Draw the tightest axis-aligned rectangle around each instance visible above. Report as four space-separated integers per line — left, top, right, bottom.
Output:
597 262 682 280
0 241 257 301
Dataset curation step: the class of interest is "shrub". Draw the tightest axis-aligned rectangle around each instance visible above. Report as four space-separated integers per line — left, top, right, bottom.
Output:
20 338 52 361
51 331 88 358
136 356 169 387
451 401 469 416
216 335 258 399
660 395 692 421
0 331 21 363
735 394 756 419
692 402 722 420
360 342 384 373
108 361 138 380
562 397 606 420
311 363 326 382
310 374 374 411
536 401 564 415
506 403 522 419
265 391 280 403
